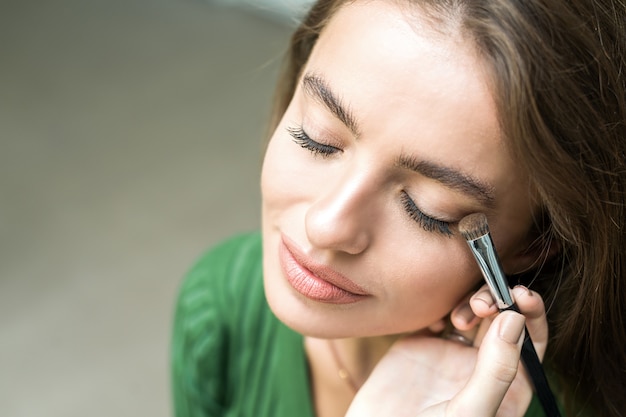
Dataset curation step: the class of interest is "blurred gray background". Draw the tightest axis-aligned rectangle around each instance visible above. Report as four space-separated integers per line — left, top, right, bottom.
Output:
0 0 311 415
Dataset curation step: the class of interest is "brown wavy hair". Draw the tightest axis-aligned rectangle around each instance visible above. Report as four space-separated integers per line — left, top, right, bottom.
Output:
267 1 626 415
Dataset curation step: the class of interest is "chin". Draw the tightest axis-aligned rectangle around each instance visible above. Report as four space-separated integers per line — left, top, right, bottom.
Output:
262 276 345 338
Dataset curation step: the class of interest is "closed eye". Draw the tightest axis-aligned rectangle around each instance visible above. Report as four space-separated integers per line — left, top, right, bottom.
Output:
287 126 341 157
400 191 453 237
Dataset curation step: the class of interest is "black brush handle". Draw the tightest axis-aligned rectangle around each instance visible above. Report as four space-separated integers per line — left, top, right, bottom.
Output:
502 305 561 417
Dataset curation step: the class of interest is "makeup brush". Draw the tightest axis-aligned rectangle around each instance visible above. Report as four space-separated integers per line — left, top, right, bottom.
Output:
458 213 561 417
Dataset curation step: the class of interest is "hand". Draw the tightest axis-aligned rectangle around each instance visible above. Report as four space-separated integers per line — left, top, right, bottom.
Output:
345 286 548 417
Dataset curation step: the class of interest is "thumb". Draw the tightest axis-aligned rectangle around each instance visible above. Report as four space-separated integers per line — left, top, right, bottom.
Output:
450 311 526 416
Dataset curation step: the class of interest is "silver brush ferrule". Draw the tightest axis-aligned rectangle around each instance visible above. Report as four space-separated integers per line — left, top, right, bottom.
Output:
465 234 514 310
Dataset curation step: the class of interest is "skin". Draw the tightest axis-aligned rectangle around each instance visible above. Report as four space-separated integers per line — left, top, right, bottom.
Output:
262 1 535 338
260 1 548 416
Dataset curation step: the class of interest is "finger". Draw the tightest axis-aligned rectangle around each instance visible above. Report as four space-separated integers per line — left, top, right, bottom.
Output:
449 311 526 416
448 296 481 347
462 285 498 347
471 314 494 348
470 284 499 317
511 286 545 320
511 285 548 359
450 294 481 331
470 284 548 352
469 285 549 358
427 317 448 334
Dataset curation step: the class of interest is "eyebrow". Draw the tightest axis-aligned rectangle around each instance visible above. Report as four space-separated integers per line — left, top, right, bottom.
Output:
301 73 495 207
302 73 360 136
397 155 496 207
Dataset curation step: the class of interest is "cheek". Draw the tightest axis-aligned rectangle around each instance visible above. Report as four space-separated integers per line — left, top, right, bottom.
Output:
260 137 280 205
261 134 300 208
372 235 483 327
261 131 329 212
402 245 480 300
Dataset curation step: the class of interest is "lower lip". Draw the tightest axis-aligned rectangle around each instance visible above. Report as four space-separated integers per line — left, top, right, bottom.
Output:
278 241 366 304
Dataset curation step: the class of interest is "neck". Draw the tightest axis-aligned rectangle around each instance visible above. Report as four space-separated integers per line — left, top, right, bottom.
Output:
305 334 401 417
330 335 400 385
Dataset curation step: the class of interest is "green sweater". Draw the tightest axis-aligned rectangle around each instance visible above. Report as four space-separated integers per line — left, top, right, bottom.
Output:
171 232 548 417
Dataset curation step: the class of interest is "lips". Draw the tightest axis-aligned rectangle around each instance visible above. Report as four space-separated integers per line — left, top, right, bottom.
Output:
278 235 369 304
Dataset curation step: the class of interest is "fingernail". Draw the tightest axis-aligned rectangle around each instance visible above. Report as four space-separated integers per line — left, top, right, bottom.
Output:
473 291 496 310
513 285 533 299
456 303 476 326
498 311 526 344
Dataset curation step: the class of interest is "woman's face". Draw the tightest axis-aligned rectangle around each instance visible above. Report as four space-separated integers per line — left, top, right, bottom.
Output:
261 1 536 338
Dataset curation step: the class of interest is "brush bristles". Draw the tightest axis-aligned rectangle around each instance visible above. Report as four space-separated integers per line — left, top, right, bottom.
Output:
458 213 490 241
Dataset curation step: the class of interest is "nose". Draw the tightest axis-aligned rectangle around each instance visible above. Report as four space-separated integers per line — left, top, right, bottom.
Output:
304 163 377 255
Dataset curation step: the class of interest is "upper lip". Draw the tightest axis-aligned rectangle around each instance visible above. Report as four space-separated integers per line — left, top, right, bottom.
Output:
281 235 369 296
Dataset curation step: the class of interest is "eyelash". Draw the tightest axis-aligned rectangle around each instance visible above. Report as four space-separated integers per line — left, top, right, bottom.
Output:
287 126 341 157
400 192 453 237
287 125 453 237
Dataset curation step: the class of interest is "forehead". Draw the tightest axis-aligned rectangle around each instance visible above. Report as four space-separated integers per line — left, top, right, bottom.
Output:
309 1 491 105
305 1 502 160
297 1 534 219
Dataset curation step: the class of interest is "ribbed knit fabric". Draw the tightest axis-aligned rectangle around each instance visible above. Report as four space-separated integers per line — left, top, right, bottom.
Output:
171 232 314 417
170 231 550 417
